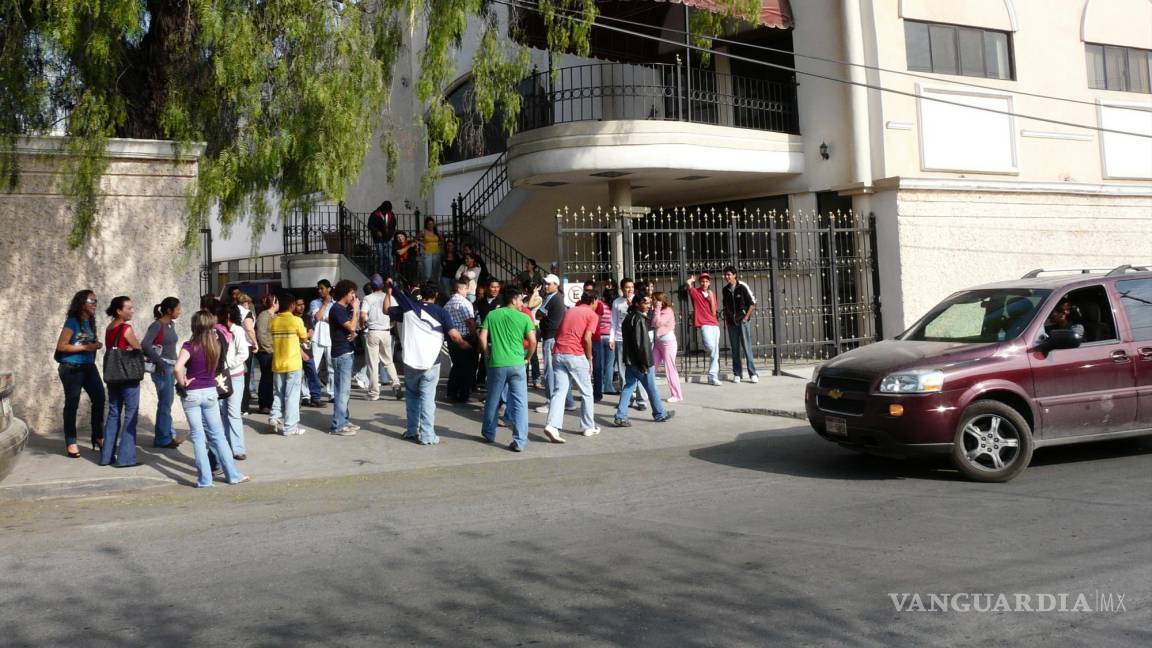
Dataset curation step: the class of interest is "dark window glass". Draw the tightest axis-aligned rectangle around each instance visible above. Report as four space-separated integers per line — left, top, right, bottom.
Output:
958 28 985 77
983 31 1011 79
1104 46 1129 91
904 21 1013 80
1117 279 1152 342
929 24 958 75
1086 44 1107 88
1128 49 1151 93
905 21 932 71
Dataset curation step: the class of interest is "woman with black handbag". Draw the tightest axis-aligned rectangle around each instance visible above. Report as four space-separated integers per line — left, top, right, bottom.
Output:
100 296 146 467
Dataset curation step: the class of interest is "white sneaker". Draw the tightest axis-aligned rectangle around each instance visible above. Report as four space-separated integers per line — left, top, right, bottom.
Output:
345 422 361 431
750 374 759 384
269 418 284 434
355 377 368 390
543 425 566 443
534 404 550 414
731 376 741 384
708 376 721 386
667 397 683 403
368 394 380 401
582 427 601 437
332 425 357 436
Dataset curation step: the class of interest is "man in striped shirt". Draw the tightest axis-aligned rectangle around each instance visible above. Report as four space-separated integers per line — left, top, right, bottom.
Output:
444 277 478 403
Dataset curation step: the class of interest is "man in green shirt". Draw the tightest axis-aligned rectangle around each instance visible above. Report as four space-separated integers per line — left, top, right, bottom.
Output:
479 287 537 451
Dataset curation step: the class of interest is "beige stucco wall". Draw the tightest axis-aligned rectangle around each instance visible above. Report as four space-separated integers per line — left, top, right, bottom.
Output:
0 138 203 440
878 185 1152 335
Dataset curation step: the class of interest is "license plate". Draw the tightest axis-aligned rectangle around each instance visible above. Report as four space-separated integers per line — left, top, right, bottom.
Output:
826 416 847 437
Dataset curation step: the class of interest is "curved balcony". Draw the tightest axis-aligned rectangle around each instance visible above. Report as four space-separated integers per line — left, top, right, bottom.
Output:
516 62 800 135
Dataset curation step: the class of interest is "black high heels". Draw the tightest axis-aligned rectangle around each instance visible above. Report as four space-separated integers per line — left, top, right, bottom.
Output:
91 436 104 452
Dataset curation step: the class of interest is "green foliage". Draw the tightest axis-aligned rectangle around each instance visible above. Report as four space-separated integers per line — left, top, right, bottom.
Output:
0 0 761 249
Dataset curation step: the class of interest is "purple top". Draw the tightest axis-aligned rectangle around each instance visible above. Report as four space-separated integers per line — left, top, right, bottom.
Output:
181 341 216 390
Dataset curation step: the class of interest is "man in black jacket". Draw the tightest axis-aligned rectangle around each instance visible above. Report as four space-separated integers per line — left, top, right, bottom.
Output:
613 293 675 427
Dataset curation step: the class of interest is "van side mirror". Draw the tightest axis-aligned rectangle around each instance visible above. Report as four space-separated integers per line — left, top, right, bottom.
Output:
1040 329 1082 352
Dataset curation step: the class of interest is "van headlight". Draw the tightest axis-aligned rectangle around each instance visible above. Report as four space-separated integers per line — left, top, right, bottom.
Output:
878 369 945 394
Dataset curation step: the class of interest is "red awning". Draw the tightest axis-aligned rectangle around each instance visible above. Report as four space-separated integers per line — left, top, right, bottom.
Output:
634 0 793 29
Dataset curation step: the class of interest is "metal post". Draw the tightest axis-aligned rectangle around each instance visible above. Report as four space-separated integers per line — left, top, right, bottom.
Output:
337 201 347 254
301 207 311 254
827 212 843 355
200 227 215 296
555 209 565 279
766 214 784 375
621 212 635 281
683 4 692 123
867 212 884 340
675 55 685 122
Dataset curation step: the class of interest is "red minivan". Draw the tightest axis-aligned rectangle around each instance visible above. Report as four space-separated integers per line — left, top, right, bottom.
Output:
806 266 1152 482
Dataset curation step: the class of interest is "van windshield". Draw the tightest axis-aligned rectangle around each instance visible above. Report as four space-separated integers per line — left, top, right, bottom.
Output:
903 289 1051 343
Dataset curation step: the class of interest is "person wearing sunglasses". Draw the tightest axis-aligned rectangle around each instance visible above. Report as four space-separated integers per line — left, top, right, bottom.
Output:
55 290 106 458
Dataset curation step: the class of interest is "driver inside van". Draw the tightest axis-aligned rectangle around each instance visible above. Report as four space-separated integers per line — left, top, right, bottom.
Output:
1044 299 1085 340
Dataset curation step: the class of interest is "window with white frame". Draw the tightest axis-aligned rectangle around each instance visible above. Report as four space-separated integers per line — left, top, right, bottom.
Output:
1086 44 1152 94
905 20 1013 80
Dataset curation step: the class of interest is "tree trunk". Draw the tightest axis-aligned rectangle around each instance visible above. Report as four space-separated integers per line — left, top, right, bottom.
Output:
119 0 196 139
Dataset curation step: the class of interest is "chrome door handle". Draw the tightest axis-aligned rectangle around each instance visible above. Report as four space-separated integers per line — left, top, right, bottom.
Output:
1139 347 1152 361
1111 350 1131 363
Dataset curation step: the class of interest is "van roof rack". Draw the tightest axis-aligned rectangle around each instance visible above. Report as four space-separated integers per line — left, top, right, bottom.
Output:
1021 267 1112 279
1021 265 1152 279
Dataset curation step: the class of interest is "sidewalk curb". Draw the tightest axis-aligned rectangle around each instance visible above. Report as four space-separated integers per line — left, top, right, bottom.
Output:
0 475 174 501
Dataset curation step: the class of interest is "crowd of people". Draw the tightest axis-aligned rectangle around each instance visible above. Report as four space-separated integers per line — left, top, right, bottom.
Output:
54 251 763 486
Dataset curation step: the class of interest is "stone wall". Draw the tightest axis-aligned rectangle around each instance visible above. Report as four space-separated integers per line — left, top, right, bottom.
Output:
0 138 203 441
879 185 1152 335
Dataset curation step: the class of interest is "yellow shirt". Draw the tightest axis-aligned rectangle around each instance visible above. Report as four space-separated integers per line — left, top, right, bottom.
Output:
423 231 440 255
270 312 308 373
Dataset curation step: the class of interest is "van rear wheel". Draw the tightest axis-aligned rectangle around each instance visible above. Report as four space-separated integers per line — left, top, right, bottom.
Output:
951 401 1033 482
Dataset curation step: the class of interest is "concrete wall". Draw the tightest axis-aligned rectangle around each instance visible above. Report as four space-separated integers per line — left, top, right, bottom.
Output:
877 183 1152 335
0 138 203 439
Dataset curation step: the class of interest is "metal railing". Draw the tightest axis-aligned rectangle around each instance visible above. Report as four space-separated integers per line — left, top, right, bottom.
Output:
517 62 800 134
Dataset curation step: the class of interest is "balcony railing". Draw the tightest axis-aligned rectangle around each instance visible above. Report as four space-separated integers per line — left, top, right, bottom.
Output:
517 62 800 135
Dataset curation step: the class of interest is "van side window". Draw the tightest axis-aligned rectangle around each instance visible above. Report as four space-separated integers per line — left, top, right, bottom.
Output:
1058 285 1119 343
1117 278 1152 342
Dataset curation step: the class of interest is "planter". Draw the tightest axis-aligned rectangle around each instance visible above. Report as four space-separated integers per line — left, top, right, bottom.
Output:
0 371 28 483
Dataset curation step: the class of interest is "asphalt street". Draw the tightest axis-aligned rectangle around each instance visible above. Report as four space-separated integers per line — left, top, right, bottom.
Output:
1 424 1150 647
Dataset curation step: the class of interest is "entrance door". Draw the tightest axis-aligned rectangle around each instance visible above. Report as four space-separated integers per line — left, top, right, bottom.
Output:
1029 285 1139 438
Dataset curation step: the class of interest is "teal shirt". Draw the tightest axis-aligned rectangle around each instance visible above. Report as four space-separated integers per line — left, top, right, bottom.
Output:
59 316 97 365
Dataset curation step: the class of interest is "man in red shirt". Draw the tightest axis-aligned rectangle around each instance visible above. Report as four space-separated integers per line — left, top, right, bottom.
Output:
543 289 602 441
686 273 722 386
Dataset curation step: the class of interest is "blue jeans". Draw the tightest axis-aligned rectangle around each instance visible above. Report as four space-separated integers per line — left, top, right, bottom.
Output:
700 325 721 381
482 365 528 448
616 366 667 422
152 366 176 446
376 240 393 277
303 357 323 402
542 338 575 410
219 374 246 455
101 382 140 465
58 363 106 447
270 370 303 433
727 320 758 378
182 388 245 487
592 337 610 400
404 365 440 443
330 352 354 431
548 355 595 431
422 252 441 283
602 341 618 394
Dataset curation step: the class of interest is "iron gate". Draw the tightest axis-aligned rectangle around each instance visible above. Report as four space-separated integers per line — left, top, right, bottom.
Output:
555 206 883 375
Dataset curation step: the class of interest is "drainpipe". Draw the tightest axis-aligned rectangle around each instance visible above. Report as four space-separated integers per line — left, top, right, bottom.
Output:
841 0 872 188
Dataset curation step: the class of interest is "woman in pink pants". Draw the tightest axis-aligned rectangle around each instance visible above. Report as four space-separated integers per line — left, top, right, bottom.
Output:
651 292 684 403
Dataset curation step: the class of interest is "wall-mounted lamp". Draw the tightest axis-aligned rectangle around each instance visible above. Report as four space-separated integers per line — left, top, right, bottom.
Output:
404 199 413 210
819 142 830 160
400 76 410 88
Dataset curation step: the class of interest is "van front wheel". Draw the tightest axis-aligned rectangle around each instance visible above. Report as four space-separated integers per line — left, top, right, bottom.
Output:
951 400 1033 482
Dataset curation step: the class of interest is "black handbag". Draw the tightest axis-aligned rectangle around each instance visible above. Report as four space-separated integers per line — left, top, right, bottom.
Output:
103 325 145 384
214 329 235 399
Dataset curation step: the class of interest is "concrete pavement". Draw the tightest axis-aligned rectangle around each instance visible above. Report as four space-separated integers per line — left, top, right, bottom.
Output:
0 373 809 499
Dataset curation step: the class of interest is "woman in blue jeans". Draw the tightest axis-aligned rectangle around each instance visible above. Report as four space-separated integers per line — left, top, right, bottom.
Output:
100 296 144 467
175 310 248 488
54 290 106 458
142 297 182 449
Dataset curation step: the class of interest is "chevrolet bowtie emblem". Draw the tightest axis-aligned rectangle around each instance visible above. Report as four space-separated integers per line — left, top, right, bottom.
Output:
828 389 844 399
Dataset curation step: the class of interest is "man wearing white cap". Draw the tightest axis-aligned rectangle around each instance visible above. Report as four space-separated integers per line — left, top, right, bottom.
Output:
534 273 577 416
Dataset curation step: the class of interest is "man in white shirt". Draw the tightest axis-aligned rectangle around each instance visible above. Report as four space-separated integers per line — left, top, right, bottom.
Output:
360 275 402 400
308 279 335 400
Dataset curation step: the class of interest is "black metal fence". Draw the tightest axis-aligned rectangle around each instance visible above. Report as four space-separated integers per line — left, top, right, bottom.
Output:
555 206 882 375
518 62 800 135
